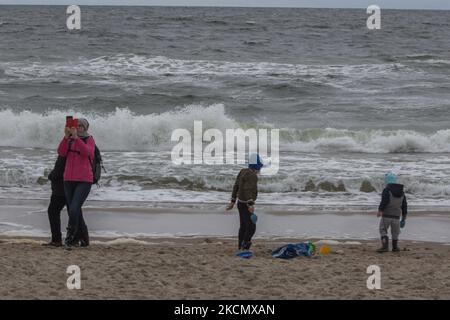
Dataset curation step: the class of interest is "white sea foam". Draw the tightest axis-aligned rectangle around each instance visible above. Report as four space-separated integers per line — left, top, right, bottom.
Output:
91 238 151 245
314 240 362 245
0 229 48 237
0 238 45 245
0 103 449 206
0 106 449 153
0 104 237 151
281 127 450 153
1 54 409 81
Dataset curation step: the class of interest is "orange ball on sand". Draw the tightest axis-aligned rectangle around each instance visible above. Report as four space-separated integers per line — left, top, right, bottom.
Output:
319 246 331 255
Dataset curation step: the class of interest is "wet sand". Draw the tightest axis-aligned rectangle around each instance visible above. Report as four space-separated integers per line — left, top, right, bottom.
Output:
1 199 450 243
0 236 449 300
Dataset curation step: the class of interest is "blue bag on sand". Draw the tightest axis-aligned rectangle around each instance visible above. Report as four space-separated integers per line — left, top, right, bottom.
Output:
250 213 258 224
236 251 253 259
271 242 315 259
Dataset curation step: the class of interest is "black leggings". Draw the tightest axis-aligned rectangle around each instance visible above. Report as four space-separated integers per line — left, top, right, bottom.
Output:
47 195 66 243
237 201 256 250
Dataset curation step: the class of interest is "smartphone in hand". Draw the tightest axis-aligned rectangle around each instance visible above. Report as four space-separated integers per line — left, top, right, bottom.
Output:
72 118 78 128
66 116 73 128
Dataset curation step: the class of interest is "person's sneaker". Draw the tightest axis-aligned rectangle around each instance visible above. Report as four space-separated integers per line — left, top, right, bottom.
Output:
79 239 89 247
236 251 253 259
64 236 77 250
241 241 252 251
80 225 89 247
42 241 62 247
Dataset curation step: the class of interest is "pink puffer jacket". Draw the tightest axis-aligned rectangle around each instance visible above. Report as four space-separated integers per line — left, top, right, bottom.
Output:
57 136 95 183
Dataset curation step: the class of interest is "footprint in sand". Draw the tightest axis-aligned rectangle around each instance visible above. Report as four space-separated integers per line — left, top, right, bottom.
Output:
183 283 194 289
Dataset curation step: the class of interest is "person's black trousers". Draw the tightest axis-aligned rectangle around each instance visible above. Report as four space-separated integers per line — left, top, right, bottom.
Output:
47 194 86 244
47 195 66 243
237 201 256 250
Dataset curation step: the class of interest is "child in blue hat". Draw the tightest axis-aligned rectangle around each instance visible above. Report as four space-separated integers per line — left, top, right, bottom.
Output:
226 154 263 251
377 172 408 253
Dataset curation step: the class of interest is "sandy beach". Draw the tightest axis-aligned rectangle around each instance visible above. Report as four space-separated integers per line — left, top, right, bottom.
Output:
1 200 449 300
1 2 450 303
0 236 449 300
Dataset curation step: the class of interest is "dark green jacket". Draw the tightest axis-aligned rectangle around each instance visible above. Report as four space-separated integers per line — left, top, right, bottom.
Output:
231 168 258 203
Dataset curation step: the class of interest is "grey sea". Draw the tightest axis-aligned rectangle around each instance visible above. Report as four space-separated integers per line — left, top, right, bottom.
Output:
0 6 450 239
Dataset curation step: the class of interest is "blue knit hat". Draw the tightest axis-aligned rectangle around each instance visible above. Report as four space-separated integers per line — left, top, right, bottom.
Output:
248 154 263 171
384 172 397 185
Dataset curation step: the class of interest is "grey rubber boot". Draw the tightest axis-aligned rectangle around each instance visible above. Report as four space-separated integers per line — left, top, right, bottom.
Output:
377 236 389 253
392 240 400 252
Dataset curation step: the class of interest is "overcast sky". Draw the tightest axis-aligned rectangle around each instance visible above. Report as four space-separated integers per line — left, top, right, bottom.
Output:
0 0 449 10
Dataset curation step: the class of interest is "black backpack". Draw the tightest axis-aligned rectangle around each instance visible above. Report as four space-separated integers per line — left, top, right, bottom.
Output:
81 137 105 185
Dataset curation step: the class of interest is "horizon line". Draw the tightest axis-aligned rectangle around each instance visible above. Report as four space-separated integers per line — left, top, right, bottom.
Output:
0 4 449 11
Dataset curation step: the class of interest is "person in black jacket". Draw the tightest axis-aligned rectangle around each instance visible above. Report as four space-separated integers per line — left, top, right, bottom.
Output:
44 156 67 247
376 172 408 253
44 156 89 247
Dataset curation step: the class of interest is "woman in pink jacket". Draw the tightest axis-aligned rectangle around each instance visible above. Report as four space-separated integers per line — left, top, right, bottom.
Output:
57 118 95 248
